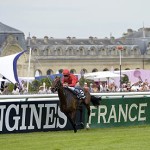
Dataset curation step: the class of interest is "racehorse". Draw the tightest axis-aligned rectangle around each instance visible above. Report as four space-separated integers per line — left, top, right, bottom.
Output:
51 76 101 133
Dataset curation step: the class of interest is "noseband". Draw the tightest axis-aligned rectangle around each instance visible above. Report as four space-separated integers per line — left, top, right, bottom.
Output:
52 78 62 91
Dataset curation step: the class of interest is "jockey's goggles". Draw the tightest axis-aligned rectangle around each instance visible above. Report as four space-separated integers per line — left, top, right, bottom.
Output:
64 75 69 77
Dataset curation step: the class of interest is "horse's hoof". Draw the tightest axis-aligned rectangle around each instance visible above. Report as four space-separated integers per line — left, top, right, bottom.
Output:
86 126 90 130
80 122 84 128
86 123 90 129
74 129 77 133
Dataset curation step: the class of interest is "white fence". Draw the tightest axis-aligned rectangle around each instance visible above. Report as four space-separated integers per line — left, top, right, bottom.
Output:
0 91 150 102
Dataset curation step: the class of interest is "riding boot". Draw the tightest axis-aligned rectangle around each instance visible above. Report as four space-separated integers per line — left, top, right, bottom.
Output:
74 88 86 100
77 93 86 100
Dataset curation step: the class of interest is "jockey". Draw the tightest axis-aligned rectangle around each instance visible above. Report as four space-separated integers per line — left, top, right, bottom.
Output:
62 69 86 100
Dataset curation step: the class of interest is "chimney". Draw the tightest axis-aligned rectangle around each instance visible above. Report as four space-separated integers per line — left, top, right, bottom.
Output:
127 29 133 35
44 36 48 44
31 36 37 44
89 36 94 44
66 36 71 44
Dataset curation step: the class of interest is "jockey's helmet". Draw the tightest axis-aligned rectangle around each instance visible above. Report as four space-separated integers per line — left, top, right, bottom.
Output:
63 69 70 76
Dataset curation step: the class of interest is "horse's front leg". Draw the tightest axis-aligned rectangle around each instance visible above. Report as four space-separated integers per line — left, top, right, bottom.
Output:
66 113 77 133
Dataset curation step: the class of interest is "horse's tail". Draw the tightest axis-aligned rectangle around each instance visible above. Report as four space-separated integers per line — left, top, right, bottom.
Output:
90 95 101 106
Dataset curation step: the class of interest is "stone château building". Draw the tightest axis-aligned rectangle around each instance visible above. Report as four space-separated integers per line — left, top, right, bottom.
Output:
1 22 150 77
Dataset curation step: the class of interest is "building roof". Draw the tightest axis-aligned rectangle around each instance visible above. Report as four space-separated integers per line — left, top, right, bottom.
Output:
0 22 26 51
0 22 23 34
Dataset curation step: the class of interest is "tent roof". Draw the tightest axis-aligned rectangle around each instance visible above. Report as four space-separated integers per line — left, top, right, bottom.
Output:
84 71 123 80
0 51 26 84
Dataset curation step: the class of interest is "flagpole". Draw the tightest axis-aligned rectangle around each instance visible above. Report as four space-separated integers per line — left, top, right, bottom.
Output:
119 50 122 91
117 45 123 92
27 33 31 92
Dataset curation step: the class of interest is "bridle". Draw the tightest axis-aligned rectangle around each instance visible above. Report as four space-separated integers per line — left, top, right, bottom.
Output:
52 78 62 92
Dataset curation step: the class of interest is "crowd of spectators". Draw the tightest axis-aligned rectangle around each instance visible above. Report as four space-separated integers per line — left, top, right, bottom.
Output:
1 79 150 95
86 79 150 93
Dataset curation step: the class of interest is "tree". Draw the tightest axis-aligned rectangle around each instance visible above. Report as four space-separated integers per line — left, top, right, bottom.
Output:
122 74 129 83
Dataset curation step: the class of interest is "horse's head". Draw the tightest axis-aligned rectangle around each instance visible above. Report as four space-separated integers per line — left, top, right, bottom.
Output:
51 76 62 93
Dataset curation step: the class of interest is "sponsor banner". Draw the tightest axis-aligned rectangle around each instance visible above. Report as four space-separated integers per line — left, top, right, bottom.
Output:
88 97 150 128
0 100 83 133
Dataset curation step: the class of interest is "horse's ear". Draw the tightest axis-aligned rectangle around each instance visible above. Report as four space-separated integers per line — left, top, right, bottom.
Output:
55 76 60 79
58 76 61 79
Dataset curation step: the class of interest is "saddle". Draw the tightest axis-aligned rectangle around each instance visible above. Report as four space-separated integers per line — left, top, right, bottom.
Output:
64 87 86 100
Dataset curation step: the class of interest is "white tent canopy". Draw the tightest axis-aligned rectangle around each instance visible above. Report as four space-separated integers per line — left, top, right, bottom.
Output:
0 78 9 82
18 77 35 83
0 51 26 84
84 71 123 80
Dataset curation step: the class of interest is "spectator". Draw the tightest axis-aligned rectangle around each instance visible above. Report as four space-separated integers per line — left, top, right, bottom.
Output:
126 82 131 92
89 83 93 92
12 82 20 95
38 86 46 94
83 82 90 92
92 83 99 93
131 81 142 91
139 82 149 91
0 89 2 94
108 82 117 92
122 83 128 92
99 82 107 92
2 85 9 95
22 85 28 94
47 86 52 94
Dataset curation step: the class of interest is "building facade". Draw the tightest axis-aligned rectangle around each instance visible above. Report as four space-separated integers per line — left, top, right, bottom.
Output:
1 22 150 77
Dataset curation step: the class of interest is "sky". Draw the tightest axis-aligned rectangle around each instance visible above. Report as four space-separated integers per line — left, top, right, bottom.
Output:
0 0 150 39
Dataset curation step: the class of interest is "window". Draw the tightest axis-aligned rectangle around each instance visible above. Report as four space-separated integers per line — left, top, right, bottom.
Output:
70 69 76 74
47 69 53 75
103 68 109 71
35 69 42 77
92 68 98 72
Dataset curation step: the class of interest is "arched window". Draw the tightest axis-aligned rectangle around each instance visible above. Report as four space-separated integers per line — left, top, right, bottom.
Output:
114 68 119 71
103 68 109 71
80 69 87 75
101 48 107 55
67 47 74 55
58 69 63 74
43 48 48 56
70 69 76 74
56 47 63 55
125 68 130 70
92 68 98 72
90 46 96 55
79 46 84 55
47 69 53 75
35 69 42 77
32 48 38 55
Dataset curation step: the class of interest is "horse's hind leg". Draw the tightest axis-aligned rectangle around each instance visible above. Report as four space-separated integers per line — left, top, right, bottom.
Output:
85 104 91 129
77 105 84 127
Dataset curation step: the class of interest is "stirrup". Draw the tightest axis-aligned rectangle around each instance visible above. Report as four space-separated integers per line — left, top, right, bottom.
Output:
81 96 86 99
77 95 86 100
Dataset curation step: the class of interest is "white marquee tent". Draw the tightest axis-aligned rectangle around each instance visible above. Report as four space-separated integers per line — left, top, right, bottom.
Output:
0 51 26 84
84 71 123 81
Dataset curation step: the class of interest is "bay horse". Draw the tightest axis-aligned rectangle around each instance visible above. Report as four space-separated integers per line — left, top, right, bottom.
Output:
51 76 101 133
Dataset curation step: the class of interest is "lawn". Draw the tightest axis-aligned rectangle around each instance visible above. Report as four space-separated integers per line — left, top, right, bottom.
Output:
0 125 150 150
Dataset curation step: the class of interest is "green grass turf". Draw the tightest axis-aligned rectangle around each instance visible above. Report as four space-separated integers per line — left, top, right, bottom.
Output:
0 125 150 150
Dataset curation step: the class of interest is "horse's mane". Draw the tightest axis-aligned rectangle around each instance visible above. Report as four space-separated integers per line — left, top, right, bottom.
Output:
64 87 77 97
